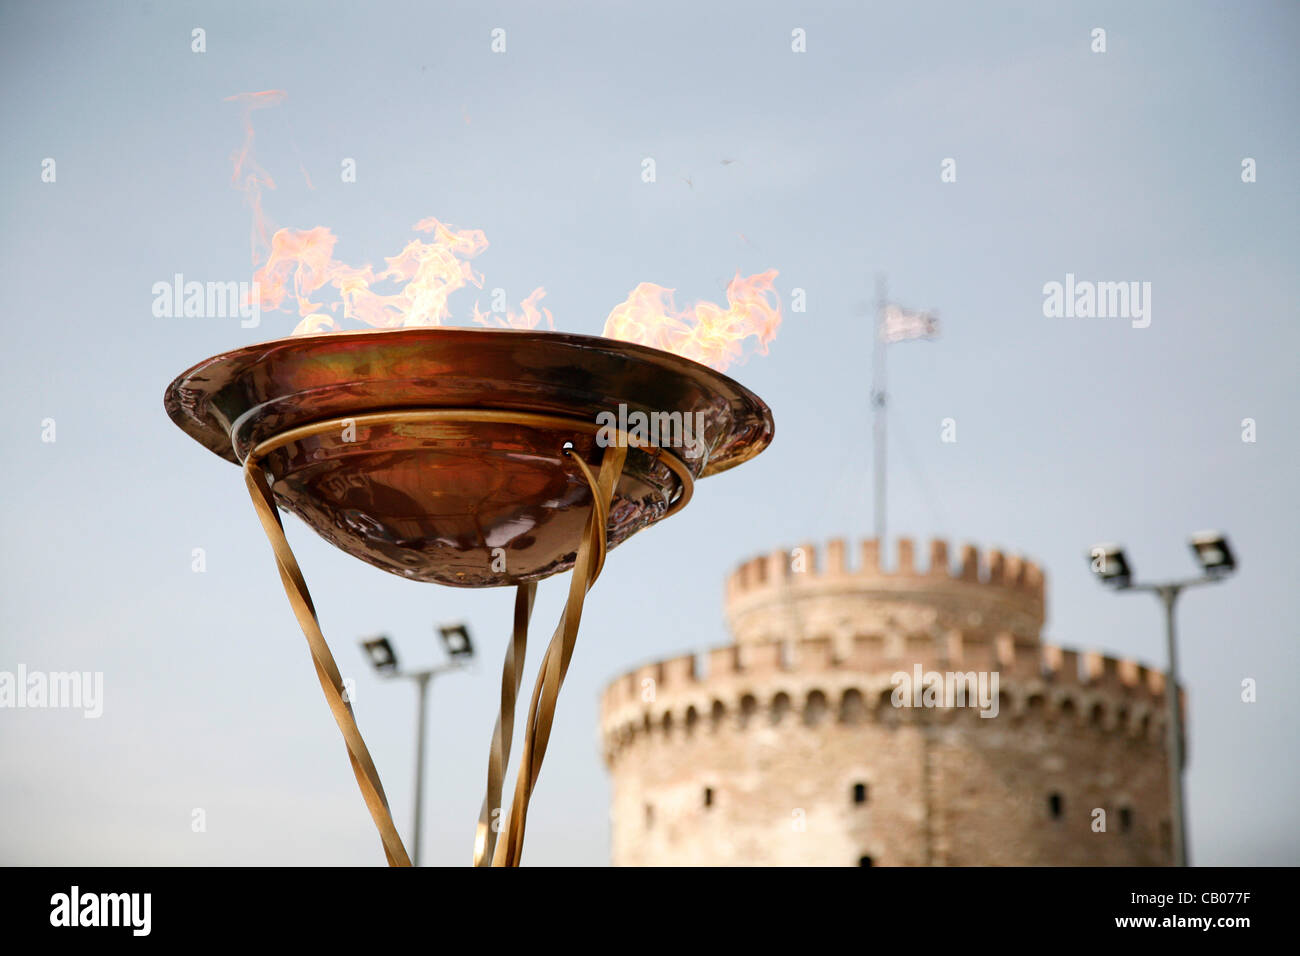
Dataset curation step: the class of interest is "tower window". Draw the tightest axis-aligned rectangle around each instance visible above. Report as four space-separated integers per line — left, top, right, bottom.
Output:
852 782 868 805
770 692 791 725
858 855 874 867
1120 806 1133 832
645 804 653 829
803 690 829 726
710 699 725 731
1048 792 1063 819
704 786 715 808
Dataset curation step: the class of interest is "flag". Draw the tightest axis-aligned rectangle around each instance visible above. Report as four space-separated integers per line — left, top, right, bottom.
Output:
880 304 939 343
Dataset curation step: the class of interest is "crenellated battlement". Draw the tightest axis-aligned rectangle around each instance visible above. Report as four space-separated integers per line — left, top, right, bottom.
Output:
727 537 1045 598
601 635 1166 715
725 537 1046 646
599 634 1174 763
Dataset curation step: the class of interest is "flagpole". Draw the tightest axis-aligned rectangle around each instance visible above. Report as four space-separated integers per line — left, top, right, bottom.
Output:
872 273 887 552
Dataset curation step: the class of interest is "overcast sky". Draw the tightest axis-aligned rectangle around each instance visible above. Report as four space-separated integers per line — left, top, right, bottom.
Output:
2 0 1296 866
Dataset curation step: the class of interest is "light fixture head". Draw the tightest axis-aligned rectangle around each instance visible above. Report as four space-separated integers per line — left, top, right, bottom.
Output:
438 622 474 660
1089 543 1131 587
1190 531 1235 576
361 635 399 675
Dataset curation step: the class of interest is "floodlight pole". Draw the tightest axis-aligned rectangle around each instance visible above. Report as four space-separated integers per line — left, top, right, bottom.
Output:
1113 574 1220 868
412 670 431 868
361 625 473 865
400 661 465 866
1149 584 1189 869
872 273 888 549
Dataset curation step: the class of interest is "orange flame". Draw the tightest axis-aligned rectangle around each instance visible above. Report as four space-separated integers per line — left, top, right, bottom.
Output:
601 271 781 372
228 90 781 370
250 217 502 334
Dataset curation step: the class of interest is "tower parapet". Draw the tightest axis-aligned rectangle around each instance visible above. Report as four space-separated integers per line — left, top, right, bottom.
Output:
601 635 1171 758
725 537 1045 649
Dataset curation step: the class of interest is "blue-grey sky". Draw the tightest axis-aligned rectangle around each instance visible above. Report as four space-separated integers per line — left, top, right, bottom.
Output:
2 0 1296 866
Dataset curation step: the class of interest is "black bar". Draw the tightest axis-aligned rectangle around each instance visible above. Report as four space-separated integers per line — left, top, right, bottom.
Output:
3 866 1284 941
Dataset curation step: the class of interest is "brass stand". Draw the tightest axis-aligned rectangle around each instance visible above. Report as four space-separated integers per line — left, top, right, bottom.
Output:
241 409 693 866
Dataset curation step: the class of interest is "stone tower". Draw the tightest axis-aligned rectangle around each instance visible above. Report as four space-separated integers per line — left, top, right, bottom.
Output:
600 538 1175 866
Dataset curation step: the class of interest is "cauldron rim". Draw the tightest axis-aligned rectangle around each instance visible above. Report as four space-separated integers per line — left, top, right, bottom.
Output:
164 326 773 479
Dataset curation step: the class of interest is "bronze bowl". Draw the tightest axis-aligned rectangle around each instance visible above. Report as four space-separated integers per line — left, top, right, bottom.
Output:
164 327 773 587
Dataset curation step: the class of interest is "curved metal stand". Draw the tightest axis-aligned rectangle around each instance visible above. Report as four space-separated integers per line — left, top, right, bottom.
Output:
240 408 693 866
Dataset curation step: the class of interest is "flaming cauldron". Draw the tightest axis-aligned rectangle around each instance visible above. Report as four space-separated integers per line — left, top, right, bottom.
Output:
165 326 773 865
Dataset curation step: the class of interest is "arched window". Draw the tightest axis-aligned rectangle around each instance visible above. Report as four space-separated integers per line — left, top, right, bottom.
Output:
803 690 829 727
770 692 791 725
839 688 865 724
738 694 757 729
1120 806 1133 833
685 706 699 735
703 786 715 809
709 699 726 731
644 804 653 829
852 782 868 805
858 855 874 867
1048 792 1064 819
877 687 897 722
